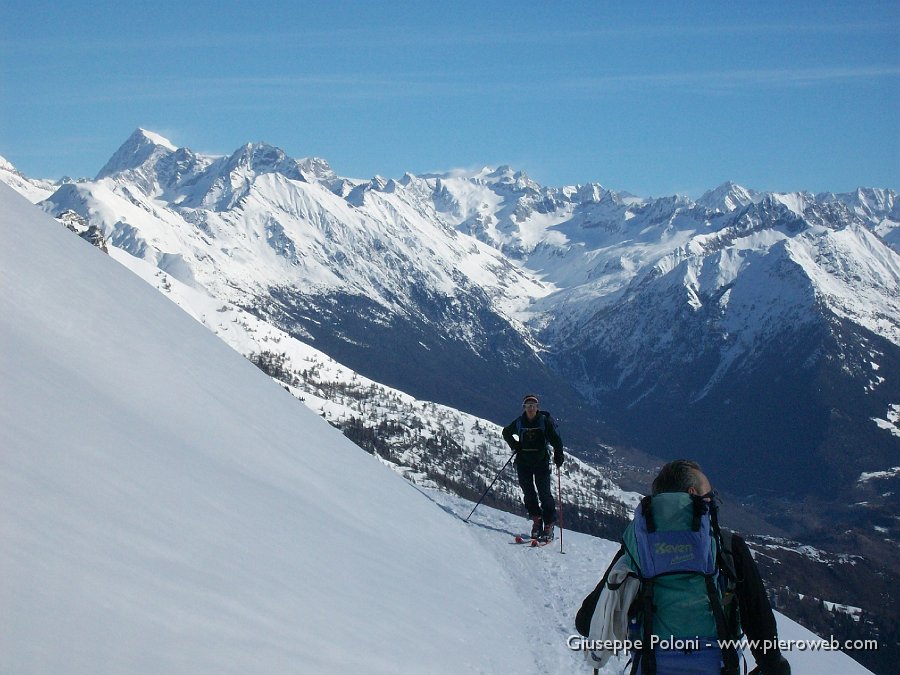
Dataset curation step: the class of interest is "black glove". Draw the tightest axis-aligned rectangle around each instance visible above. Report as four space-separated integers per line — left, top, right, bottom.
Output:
553 448 564 467
749 654 790 675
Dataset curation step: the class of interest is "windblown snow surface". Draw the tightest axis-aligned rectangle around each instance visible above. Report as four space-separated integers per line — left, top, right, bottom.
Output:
0 182 870 673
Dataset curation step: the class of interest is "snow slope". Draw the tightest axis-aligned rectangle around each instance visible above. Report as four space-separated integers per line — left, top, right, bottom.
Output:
0 182 531 674
0 184 871 673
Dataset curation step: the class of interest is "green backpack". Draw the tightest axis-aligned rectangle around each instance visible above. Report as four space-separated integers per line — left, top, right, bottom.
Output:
621 492 742 675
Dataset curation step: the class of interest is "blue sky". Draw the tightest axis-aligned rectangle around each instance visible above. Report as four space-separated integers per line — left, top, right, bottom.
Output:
2 1 897 196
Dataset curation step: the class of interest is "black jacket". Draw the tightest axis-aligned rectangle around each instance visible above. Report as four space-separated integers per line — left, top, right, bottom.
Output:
730 533 787 671
502 411 563 467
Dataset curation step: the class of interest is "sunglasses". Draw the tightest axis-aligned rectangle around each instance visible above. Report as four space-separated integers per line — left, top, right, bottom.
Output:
523 402 538 410
700 489 721 505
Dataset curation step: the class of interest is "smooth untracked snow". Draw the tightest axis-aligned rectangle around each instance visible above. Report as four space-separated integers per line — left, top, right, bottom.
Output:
0 183 871 673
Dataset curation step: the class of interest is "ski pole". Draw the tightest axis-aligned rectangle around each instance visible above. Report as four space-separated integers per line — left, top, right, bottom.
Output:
557 464 565 554
464 450 516 523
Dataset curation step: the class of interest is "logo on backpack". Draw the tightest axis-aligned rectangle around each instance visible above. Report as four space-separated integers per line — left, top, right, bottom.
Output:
654 541 695 565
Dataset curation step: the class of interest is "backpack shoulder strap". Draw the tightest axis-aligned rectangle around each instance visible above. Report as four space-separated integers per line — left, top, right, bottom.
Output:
710 527 742 674
631 577 657 675
704 575 741 674
718 529 738 583
639 495 656 534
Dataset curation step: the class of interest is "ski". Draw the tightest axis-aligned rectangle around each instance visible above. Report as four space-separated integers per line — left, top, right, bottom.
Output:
513 534 554 547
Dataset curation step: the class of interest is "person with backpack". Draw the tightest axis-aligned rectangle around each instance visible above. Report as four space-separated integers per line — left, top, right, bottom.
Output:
576 459 791 675
502 394 565 541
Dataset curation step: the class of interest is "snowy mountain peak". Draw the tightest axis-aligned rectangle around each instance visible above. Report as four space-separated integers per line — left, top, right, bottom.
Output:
217 142 338 187
697 181 758 213
93 131 348 211
137 128 177 151
344 175 390 205
574 183 607 203
221 142 308 184
481 165 540 191
434 165 540 192
819 187 899 221
852 186 896 212
297 155 337 183
96 128 178 180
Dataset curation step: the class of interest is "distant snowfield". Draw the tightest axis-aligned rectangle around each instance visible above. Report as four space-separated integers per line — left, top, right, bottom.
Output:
0 184 871 673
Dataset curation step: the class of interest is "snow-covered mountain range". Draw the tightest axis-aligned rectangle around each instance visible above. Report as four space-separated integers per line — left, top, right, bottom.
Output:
12 130 897 512
35 130 574 424
0 181 874 675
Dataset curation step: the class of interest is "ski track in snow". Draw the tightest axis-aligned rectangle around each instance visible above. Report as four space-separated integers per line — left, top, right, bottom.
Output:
412 487 626 674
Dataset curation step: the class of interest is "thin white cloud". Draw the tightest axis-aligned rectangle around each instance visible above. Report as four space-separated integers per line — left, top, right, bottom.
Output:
564 65 900 92
10 64 896 110
3 16 897 53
